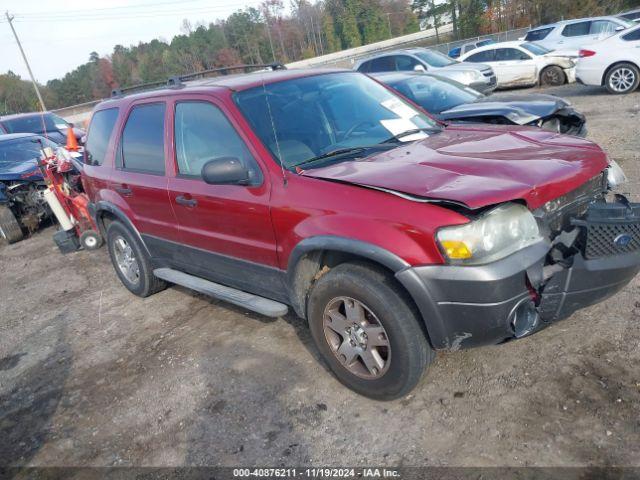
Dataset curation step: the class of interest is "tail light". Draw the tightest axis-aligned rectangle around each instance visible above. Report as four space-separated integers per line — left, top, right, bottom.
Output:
579 49 596 58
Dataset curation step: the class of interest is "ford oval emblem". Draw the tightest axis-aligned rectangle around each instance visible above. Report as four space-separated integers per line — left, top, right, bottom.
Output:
614 234 633 247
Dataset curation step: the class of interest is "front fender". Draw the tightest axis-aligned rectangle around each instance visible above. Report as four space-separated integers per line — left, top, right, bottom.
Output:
93 200 150 257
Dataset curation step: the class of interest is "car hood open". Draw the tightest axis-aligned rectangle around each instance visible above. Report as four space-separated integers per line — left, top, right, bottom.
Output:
439 93 571 125
300 126 608 210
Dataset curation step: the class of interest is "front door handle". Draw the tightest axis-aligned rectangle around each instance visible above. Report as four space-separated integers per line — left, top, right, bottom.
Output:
114 184 132 196
176 195 197 208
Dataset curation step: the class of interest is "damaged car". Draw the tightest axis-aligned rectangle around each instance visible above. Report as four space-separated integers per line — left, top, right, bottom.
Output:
373 71 586 136
0 111 85 146
83 68 640 400
0 133 55 243
460 41 576 88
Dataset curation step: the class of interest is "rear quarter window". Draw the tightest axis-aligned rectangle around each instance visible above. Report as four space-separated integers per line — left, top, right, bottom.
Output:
622 28 640 41
85 108 119 166
562 21 591 37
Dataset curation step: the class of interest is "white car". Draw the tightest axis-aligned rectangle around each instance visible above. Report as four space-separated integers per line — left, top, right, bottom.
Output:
524 16 633 54
459 41 576 88
576 24 640 94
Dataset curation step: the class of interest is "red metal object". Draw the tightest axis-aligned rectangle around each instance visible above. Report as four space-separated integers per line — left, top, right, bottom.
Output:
38 149 99 239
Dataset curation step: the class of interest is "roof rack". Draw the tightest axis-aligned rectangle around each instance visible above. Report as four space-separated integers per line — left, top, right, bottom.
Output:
110 63 287 98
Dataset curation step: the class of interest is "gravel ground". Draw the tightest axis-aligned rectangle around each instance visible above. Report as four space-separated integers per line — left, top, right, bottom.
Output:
1 84 639 469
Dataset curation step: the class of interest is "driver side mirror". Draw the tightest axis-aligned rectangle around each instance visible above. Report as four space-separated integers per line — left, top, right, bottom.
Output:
413 64 426 72
202 157 250 185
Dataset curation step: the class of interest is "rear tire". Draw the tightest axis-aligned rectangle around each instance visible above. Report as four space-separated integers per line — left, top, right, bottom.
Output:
106 221 166 297
0 206 24 244
540 66 565 86
605 63 640 94
307 262 433 400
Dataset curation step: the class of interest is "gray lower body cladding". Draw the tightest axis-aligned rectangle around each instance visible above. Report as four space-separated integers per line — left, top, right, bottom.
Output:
397 198 640 351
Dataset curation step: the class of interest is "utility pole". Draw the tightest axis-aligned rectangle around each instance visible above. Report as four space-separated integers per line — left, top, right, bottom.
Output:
5 11 46 111
386 13 393 38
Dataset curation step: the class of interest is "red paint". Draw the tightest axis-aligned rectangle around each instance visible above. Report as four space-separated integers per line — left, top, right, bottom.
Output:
84 69 609 268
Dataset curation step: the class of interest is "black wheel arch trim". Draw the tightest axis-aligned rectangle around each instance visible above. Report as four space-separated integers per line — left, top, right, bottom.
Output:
91 201 151 257
286 235 442 346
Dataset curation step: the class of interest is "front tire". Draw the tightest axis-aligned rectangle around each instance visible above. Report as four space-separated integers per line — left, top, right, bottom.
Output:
0 206 24 244
540 66 566 86
307 262 433 400
605 63 640 94
106 221 166 297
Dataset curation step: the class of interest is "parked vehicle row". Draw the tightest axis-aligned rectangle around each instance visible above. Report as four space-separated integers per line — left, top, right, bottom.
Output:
355 48 498 94
71 65 639 400
0 111 85 146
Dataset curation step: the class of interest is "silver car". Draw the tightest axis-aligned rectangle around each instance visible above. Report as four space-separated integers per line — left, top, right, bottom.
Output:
354 48 497 94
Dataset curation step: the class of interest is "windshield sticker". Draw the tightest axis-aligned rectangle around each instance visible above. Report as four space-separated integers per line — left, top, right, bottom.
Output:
380 118 427 141
381 98 419 120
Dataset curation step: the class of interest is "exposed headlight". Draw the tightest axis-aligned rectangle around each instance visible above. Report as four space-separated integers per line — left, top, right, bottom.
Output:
436 203 543 265
607 159 627 190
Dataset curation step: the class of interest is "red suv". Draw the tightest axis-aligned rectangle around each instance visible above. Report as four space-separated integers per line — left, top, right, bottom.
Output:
81 67 640 400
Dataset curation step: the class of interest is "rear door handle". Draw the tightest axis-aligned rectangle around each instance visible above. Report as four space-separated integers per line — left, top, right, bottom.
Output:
114 184 132 196
176 195 197 208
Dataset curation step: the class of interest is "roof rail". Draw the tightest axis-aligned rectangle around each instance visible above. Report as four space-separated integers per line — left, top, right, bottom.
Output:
110 63 286 98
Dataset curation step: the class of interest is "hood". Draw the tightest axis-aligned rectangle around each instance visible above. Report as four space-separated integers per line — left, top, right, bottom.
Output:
0 157 42 181
300 125 608 210
545 49 579 59
440 93 569 125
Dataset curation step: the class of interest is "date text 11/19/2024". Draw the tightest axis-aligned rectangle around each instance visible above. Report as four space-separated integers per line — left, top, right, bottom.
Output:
233 468 400 478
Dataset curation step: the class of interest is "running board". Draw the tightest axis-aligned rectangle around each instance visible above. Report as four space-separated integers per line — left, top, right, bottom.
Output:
153 268 288 318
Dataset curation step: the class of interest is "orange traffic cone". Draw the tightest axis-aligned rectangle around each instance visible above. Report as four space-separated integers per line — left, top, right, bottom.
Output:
66 127 79 151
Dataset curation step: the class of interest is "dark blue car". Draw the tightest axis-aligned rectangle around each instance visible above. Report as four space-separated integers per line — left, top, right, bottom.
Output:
0 112 85 146
0 133 56 243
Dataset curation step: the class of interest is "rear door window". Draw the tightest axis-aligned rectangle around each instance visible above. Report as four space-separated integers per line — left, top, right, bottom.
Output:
467 49 495 62
495 48 530 61
120 103 166 174
562 21 591 37
174 101 261 183
525 27 553 41
85 108 119 166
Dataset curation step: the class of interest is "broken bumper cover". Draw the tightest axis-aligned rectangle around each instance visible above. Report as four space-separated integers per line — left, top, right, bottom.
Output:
396 211 640 351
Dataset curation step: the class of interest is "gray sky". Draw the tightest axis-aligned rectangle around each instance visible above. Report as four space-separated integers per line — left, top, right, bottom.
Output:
0 0 265 83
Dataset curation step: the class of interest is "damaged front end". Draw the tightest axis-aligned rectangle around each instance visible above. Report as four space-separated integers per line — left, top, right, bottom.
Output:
529 106 587 137
396 171 640 351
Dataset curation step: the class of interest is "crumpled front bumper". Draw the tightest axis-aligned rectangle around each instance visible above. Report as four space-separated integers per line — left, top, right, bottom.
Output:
396 198 640 351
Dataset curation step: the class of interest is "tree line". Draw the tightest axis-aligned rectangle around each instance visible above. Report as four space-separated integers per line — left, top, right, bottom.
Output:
1 0 639 114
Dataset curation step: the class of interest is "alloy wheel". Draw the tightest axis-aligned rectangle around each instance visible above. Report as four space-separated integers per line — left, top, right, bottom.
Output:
322 296 391 379
609 68 636 93
113 236 140 285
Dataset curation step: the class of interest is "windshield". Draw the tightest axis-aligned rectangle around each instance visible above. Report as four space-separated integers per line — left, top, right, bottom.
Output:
388 75 482 114
1 113 67 135
413 49 457 67
521 42 551 56
234 72 438 168
0 137 56 164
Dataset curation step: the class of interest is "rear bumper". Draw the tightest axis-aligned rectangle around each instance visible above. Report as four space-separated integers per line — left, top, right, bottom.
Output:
575 65 603 86
396 201 640 351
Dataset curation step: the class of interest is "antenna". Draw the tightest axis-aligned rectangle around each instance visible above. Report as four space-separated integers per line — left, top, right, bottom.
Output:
261 74 287 186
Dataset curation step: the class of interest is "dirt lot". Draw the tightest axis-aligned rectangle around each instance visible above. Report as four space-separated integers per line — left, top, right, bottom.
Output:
1 84 639 469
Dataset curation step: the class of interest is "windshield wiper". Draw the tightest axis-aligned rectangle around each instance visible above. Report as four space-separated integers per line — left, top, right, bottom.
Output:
290 147 367 169
380 127 443 144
